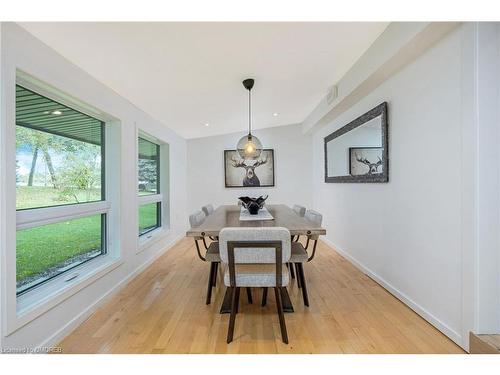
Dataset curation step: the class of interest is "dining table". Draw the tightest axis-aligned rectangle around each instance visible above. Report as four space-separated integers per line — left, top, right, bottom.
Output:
186 204 327 313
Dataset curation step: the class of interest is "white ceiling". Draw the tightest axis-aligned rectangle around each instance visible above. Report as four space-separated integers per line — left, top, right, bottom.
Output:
19 22 388 139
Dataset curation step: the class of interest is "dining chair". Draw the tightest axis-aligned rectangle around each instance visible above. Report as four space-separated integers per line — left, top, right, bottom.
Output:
289 209 323 307
201 204 218 240
291 205 306 244
189 210 221 304
286 204 306 281
219 227 291 344
292 204 306 217
202 204 215 216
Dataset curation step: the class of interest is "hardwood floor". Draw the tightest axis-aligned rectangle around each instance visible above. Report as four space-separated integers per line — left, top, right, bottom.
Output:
58 238 464 353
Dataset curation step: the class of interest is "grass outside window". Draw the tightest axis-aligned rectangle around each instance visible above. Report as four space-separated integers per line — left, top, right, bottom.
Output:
139 202 161 236
16 214 105 294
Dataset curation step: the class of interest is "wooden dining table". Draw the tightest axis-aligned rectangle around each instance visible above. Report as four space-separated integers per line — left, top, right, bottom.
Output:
186 204 327 313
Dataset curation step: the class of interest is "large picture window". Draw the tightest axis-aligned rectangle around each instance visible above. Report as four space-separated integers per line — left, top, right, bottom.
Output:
15 85 108 295
138 137 161 236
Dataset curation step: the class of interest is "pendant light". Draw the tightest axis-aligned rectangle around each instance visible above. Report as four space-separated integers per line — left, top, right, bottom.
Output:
237 78 262 159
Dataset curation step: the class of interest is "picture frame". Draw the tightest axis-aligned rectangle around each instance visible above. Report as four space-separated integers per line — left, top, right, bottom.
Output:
349 147 384 176
224 149 275 188
324 102 388 183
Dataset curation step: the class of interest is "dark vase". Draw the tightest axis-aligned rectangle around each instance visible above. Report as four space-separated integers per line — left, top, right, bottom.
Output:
238 195 268 215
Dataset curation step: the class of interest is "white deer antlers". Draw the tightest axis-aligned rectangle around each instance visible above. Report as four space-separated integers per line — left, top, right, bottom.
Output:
231 155 267 169
231 156 247 168
252 156 268 168
355 153 382 174
356 154 381 165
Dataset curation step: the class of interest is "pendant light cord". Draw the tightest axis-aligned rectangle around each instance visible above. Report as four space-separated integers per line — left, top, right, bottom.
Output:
248 89 252 136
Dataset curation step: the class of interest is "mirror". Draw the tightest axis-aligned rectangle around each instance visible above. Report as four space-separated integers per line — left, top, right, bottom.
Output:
324 102 388 183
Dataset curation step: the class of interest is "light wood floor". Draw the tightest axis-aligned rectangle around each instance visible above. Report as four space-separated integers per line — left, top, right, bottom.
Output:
58 238 464 353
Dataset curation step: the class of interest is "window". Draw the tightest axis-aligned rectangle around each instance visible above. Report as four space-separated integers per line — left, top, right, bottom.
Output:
138 137 161 236
139 202 161 236
15 85 108 295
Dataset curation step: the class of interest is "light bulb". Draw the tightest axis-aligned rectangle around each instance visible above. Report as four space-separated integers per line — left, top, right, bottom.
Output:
245 142 255 154
237 134 262 159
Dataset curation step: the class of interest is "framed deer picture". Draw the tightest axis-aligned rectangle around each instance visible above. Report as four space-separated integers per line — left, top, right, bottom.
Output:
349 147 383 176
224 149 275 188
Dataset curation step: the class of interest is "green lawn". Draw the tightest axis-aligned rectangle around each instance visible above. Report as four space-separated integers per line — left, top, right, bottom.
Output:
16 214 102 282
16 186 101 210
139 203 159 235
16 187 159 287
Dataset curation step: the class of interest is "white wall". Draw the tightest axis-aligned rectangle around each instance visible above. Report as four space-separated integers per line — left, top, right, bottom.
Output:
474 22 500 334
0 23 188 348
187 124 312 213
312 27 466 346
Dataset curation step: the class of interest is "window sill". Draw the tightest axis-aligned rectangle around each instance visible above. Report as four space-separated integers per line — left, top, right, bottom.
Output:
137 227 171 254
9 255 122 336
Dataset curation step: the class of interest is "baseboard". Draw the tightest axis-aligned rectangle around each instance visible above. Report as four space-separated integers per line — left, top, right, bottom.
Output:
321 237 465 350
38 233 185 349
469 332 500 354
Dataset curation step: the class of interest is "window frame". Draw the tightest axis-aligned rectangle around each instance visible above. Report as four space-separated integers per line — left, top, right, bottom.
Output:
137 135 163 239
16 213 107 296
138 201 162 237
14 84 109 296
2 72 122 335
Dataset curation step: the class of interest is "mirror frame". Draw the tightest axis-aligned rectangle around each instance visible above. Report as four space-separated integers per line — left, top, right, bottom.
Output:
324 102 388 183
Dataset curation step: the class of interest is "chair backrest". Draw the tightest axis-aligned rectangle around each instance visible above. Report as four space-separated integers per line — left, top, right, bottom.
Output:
219 227 291 264
293 205 306 217
305 209 323 240
202 204 214 216
189 210 206 227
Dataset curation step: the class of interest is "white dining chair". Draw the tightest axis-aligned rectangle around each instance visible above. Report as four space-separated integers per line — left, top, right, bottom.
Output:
292 204 306 217
289 209 323 306
202 204 214 216
189 210 221 304
201 204 218 240
219 227 291 344
288 205 306 280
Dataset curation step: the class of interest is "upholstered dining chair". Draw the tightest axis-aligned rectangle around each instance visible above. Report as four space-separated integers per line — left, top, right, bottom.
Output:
202 204 214 216
219 227 291 344
291 205 306 242
189 210 221 304
287 204 307 280
292 204 306 217
201 204 218 240
289 209 323 307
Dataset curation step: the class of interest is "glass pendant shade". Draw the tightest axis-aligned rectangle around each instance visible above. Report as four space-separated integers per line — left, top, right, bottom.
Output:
237 133 262 159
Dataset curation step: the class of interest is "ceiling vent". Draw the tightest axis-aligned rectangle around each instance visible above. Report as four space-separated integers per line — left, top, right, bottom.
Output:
326 85 338 105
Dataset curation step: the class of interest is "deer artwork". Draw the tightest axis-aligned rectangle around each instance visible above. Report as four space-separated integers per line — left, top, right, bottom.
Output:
355 153 383 175
231 155 268 186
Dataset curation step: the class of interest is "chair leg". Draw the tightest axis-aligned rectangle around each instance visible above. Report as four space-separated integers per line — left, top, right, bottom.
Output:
295 264 302 288
235 287 241 314
261 287 268 306
297 263 309 307
246 287 253 304
288 262 295 279
227 287 239 343
205 262 215 305
274 287 289 344
212 262 218 287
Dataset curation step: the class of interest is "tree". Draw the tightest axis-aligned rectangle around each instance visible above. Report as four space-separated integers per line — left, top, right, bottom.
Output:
138 159 157 192
16 160 21 184
57 145 101 203
16 126 62 188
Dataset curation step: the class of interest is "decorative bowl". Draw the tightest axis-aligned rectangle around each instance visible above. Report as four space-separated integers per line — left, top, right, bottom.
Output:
238 195 268 215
